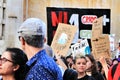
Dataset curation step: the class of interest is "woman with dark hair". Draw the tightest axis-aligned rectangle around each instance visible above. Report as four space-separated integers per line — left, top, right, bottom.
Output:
63 68 78 80
0 47 28 80
85 54 105 80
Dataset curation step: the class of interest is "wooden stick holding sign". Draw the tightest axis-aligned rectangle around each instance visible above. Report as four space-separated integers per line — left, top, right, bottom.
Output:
51 23 77 56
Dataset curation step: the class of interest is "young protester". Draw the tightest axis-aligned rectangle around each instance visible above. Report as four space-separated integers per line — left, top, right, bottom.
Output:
73 53 95 80
66 55 74 68
85 54 105 80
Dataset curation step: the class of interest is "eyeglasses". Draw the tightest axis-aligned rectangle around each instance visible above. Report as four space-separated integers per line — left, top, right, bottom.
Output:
0 57 13 64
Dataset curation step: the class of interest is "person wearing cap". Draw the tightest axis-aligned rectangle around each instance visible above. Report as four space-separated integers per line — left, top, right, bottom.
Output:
18 18 62 80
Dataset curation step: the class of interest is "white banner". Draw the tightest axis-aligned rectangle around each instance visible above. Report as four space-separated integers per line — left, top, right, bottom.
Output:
71 39 90 57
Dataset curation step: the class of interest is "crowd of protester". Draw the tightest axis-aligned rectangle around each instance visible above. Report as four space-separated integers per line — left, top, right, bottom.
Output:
0 17 119 80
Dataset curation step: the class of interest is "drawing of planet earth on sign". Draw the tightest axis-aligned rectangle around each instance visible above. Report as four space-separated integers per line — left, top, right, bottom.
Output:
58 33 68 44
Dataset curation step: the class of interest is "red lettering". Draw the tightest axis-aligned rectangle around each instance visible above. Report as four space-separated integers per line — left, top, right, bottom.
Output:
51 11 68 26
81 15 97 24
64 12 68 24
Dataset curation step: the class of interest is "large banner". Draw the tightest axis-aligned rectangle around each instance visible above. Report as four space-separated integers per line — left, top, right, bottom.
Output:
47 7 110 45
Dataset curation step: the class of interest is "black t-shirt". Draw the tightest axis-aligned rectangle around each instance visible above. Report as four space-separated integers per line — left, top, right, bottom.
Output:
77 75 96 80
92 72 104 80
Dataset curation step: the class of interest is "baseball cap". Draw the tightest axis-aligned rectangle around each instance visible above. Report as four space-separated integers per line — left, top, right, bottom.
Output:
18 18 46 36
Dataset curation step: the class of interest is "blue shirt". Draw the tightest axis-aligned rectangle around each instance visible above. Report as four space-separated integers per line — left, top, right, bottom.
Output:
25 49 63 80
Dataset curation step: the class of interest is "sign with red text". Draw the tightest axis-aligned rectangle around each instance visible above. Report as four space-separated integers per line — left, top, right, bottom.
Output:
51 23 77 56
47 7 110 46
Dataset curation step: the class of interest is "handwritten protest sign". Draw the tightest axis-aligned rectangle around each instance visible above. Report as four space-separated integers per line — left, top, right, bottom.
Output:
71 39 90 57
92 16 103 39
51 23 77 56
91 34 110 59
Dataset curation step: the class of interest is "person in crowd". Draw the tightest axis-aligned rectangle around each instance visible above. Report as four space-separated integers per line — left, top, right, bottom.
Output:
44 44 54 58
108 62 120 80
111 58 119 66
117 55 120 62
85 54 105 80
63 68 78 80
97 61 106 80
66 55 74 68
105 58 112 68
0 47 28 80
18 18 62 80
54 55 68 76
73 53 95 80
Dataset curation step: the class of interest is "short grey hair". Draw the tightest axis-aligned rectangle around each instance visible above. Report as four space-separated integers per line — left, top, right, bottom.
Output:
18 18 46 48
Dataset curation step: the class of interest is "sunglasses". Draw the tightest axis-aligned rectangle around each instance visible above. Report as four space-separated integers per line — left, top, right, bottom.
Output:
0 57 13 64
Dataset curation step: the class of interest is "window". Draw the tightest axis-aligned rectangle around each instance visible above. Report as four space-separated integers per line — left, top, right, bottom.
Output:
0 0 6 40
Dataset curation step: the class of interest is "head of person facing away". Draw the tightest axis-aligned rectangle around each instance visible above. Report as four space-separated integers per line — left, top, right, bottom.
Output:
18 18 46 59
0 47 28 80
44 44 54 58
63 68 78 80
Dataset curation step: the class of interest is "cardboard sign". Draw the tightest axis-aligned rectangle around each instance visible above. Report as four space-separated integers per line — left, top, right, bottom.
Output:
71 39 90 57
92 16 103 39
91 34 110 59
51 23 77 56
